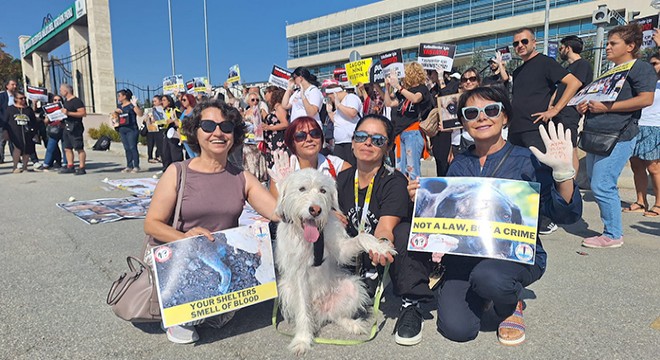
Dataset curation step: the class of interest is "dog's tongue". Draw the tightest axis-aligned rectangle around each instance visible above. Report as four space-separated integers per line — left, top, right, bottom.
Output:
303 220 320 243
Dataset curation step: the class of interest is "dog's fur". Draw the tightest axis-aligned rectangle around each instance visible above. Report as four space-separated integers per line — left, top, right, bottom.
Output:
275 169 396 355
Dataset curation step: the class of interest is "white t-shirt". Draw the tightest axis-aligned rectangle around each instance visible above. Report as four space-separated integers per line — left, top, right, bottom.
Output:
290 153 344 179
333 93 363 144
289 85 324 126
640 80 660 127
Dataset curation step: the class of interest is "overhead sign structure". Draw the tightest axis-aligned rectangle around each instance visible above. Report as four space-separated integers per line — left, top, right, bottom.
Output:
20 0 87 58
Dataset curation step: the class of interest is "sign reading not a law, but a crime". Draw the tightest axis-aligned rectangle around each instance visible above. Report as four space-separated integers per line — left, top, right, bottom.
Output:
418 43 456 72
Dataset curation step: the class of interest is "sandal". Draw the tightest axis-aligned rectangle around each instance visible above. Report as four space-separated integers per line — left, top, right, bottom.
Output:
498 301 525 346
622 202 647 213
644 205 660 218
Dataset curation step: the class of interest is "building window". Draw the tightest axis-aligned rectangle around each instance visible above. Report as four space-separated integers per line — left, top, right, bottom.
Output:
404 8 420 37
391 13 403 40
341 25 353 49
329 28 340 52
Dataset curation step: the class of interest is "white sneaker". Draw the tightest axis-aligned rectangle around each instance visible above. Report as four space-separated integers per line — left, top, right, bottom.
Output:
165 324 199 344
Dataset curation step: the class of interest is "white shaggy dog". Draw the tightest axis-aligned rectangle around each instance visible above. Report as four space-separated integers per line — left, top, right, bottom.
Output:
275 169 396 355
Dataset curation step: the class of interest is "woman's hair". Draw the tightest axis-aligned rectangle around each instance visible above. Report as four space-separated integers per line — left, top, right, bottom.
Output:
183 93 197 108
403 62 427 89
117 89 133 101
161 95 175 109
608 22 643 58
354 114 395 147
651 51 660 61
182 99 246 154
283 116 324 155
292 67 320 87
457 86 513 122
461 67 482 85
266 86 285 110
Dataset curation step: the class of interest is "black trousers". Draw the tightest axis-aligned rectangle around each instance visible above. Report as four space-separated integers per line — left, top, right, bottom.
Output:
430 132 452 177
435 255 544 342
333 143 356 167
161 136 183 169
388 222 434 301
146 131 161 160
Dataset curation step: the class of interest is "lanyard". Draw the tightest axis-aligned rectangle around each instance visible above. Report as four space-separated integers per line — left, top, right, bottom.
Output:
354 170 375 233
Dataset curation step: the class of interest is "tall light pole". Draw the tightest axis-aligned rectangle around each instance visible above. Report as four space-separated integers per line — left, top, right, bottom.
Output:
543 0 550 55
203 0 211 82
168 0 176 75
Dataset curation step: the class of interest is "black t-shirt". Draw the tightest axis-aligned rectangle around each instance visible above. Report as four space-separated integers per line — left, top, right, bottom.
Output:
63 97 85 123
511 53 569 133
482 73 511 95
391 84 433 136
555 58 593 125
337 166 411 237
120 104 139 128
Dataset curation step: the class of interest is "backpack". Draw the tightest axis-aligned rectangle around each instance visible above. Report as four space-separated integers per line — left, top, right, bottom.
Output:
93 135 112 151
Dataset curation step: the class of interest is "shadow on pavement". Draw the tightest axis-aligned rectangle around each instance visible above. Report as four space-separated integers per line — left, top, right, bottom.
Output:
630 221 660 237
561 218 600 238
194 300 274 345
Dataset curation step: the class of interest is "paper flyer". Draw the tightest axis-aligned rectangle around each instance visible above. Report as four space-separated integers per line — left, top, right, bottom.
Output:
268 65 291 89
26 85 48 103
227 65 241 85
634 14 659 50
163 75 185 95
409 177 541 265
437 94 462 131
57 196 151 225
568 60 636 106
345 58 373 86
379 49 405 78
418 43 456 71
43 102 66 122
152 223 277 328
102 178 159 196
496 46 512 62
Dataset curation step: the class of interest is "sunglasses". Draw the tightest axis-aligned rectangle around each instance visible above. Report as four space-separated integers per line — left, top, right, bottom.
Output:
512 38 530 47
250 98 259 102
352 131 388 147
199 120 235 134
16 97 26 100
461 76 478 83
461 102 504 121
293 129 323 142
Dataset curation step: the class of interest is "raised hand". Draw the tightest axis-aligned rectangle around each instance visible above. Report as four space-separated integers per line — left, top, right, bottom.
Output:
267 150 295 185
529 121 575 182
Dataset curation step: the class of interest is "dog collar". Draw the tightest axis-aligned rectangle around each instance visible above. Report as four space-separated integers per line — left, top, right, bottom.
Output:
313 231 325 267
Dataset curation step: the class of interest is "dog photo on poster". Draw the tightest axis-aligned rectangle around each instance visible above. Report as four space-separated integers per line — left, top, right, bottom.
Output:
152 223 277 328
409 177 540 264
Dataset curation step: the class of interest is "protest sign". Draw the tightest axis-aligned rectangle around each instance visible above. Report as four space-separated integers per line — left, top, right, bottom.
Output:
437 94 462 131
186 77 209 94
418 43 456 71
102 178 159 196
43 102 66 122
268 65 291 89
496 46 512 62
26 85 48 103
634 14 659 50
345 58 372 86
369 59 385 84
380 49 404 78
57 196 151 225
568 59 636 106
409 177 541 265
333 68 350 87
227 64 241 85
163 75 185 95
548 41 559 60
152 223 277 328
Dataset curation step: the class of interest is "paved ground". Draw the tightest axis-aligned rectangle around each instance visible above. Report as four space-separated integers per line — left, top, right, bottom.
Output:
0 145 658 360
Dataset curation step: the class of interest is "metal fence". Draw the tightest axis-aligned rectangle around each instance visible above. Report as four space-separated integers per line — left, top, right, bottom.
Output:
42 46 94 112
115 80 163 107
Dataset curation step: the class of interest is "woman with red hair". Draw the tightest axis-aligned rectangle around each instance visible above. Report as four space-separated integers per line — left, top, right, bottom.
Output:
179 93 197 158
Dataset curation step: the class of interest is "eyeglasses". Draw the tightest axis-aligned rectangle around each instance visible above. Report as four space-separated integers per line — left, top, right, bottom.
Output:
352 131 388 147
461 76 478 83
181 98 188 102
512 38 530 47
293 129 323 142
16 97 26 100
651 61 660 66
461 102 504 121
199 120 235 134
250 98 259 102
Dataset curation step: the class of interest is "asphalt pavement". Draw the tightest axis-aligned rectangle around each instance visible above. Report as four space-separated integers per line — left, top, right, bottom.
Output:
0 145 658 360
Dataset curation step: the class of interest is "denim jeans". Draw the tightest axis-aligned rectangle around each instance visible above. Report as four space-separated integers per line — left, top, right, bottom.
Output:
44 136 67 167
118 126 140 169
585 136 637 239
396 129 424 179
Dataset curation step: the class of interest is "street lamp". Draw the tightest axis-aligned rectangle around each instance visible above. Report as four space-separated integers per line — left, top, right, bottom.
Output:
168 0 176 75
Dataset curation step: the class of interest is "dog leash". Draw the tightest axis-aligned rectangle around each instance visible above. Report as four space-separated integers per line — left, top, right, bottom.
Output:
271 263 390 345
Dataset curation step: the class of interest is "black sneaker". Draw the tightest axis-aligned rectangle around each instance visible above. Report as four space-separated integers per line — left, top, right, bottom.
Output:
394 305 423 346
59 167 76 174
538 222 558 235
75 168 87 175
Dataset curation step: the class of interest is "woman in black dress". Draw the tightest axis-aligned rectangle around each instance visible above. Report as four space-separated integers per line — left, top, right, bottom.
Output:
262 86 289 168
5 91 38 173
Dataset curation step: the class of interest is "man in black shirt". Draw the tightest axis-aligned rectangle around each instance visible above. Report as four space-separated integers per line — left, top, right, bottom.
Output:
482 53 510 94
58 83 88 175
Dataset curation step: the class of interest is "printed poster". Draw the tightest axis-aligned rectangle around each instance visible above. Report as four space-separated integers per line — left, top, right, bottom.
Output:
26 85 48 103
634 14 659 50
227 64 241 85
186 77 209 94
379 49 404 78
437 94 462 131
369 60 385 84
102 177 159 196
418 43 456 72
163 75 185 95
57 196 151 225
409 177 541 265
345 58 372 86
152 223 277 328
268 65 291 89
43 102 66 122
496 46 512 62
568 60 636 106
333 68 350 87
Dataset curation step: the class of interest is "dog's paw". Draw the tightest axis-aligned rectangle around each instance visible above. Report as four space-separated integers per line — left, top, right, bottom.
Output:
338 318 371 335
289 337 312 356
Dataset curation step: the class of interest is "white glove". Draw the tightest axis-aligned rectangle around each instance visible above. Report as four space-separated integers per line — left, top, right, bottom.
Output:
130 96 138 107
529 121 575 182
267 150 295 185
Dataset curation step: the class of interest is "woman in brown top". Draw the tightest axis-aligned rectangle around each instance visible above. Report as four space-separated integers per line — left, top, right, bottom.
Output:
144 100 277 344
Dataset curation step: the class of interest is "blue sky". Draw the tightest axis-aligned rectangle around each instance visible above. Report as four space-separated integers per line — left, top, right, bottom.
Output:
0 0 376 87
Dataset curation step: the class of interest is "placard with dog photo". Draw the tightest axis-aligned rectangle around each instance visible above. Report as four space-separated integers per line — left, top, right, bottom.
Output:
409 177 541 265
57 196 152 224
438 94 462 131
151 223 277 328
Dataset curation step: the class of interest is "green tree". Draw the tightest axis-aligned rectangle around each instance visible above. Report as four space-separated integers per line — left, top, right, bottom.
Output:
0 41 23 87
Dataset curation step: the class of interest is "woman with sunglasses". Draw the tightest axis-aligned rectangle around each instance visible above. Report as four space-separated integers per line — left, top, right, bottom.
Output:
242 92 268 182
407 87 582 346
179 94 197 159
268 116 350 198
144 100 278 344
4 91 38 173
115 89 143 173
42 94 67 170
448 68 481 157
160 94 183 171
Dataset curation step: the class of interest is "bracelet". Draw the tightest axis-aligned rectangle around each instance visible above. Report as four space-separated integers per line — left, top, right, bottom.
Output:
553 168 576 183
